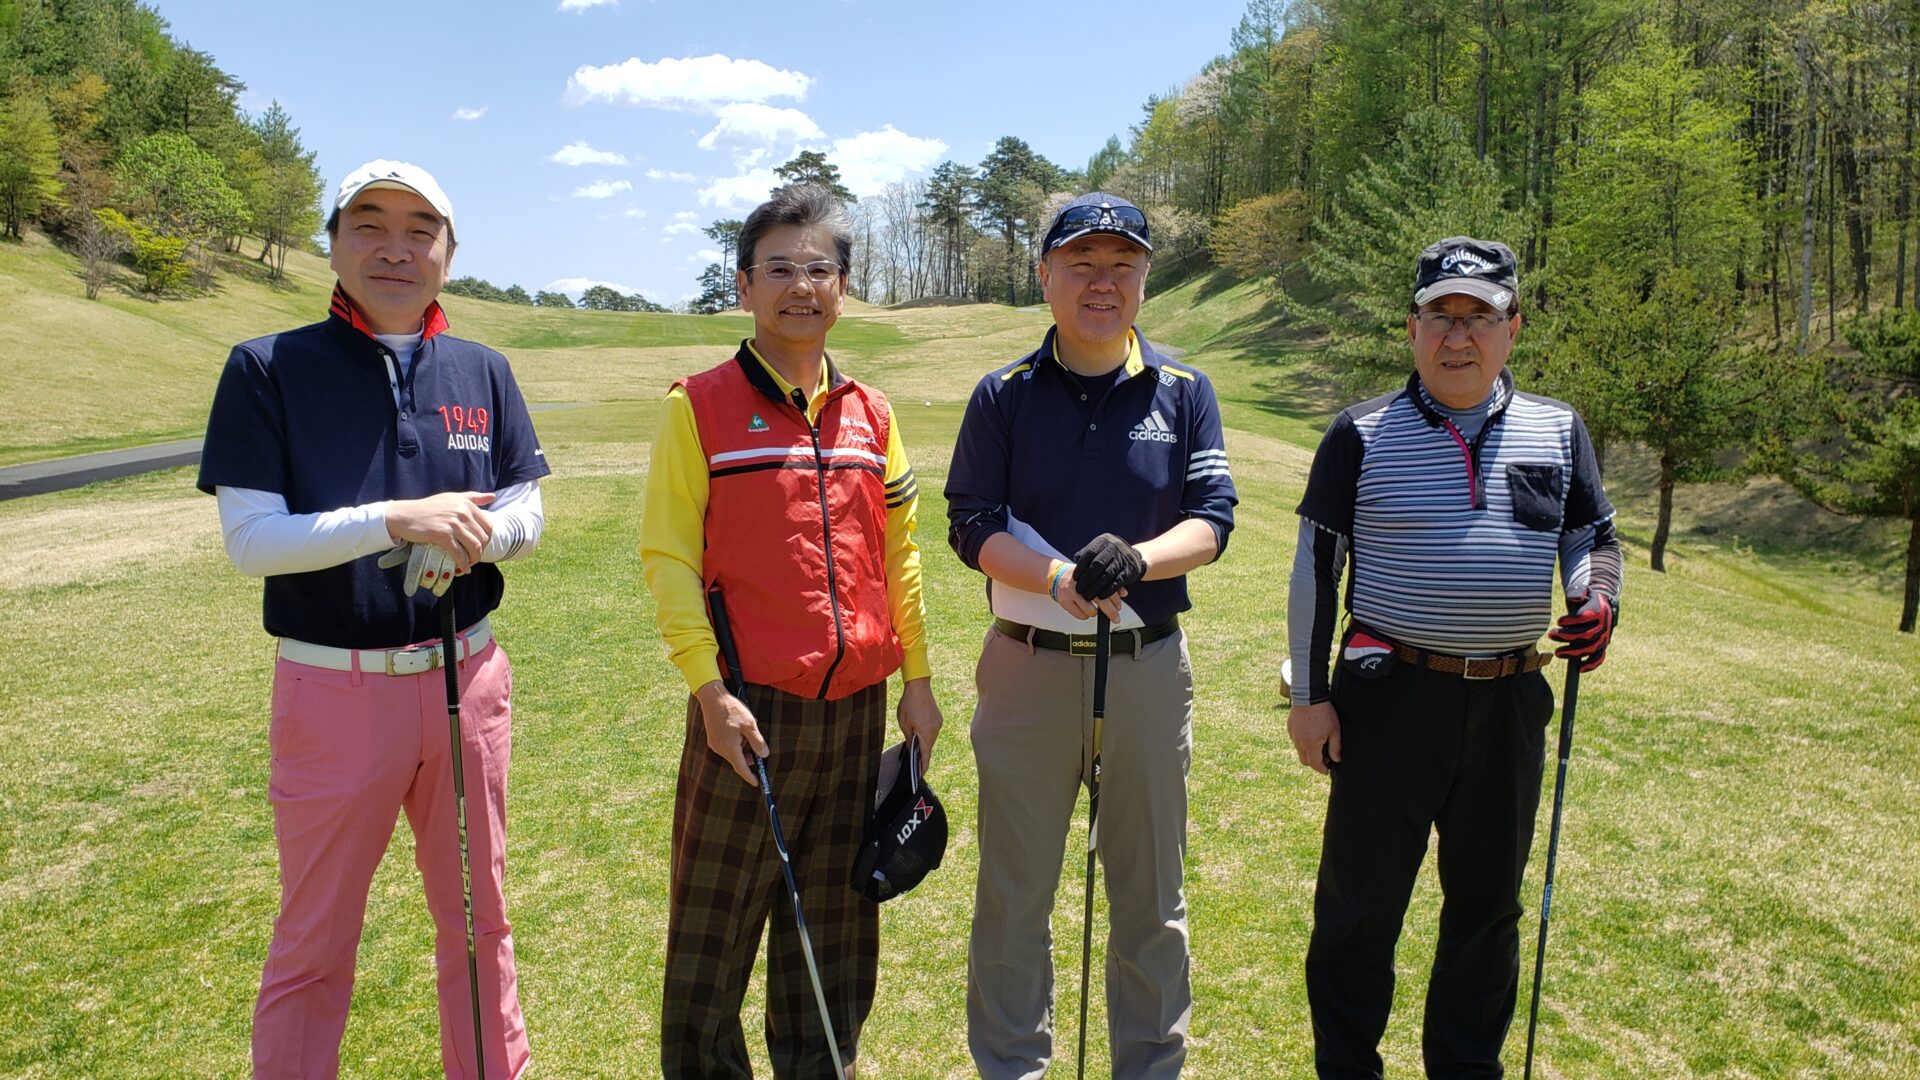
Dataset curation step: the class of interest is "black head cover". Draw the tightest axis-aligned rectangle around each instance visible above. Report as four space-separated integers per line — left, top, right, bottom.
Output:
851 738 947 902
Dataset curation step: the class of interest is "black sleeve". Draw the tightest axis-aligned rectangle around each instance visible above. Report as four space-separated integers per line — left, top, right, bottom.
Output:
196 345 288 496
1294 410 1363 535
1563 411 1614 532
944 377 1012 571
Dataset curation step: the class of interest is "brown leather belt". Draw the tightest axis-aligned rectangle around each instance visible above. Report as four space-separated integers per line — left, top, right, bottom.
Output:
993 616 1180 657
1353 622 1552 680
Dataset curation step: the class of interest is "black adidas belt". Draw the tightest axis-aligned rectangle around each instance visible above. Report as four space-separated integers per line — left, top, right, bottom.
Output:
993 616 1180 657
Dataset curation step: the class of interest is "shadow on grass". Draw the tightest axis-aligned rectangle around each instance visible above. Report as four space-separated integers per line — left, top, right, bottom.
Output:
1602 444 1903 578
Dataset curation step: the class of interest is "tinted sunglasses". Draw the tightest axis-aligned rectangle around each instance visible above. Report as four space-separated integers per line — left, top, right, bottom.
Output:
1050 203 1150 240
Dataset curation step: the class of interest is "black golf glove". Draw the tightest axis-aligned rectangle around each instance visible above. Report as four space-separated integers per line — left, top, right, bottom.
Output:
1072 533 1146 601
1549 591 1615 672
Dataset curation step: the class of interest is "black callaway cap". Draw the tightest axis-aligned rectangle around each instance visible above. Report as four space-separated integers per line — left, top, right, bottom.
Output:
1413 236 1518 308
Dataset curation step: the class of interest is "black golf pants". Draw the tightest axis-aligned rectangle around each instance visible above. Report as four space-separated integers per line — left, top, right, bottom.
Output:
1305 658 1555 1079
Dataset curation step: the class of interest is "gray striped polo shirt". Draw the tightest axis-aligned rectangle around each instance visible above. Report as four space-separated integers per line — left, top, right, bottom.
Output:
1296 368 1615 657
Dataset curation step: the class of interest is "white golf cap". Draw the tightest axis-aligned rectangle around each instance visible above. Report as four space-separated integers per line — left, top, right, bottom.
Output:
333 160 454 232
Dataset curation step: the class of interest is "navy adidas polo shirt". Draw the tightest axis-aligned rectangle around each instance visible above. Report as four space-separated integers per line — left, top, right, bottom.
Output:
945 327 1238 625
198 309 549 648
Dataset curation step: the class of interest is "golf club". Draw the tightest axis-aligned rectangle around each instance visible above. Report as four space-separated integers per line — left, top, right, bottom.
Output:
437 596 487 1080
1523 656 1582 1079
707 587 848 1078
1076 612 1111 1080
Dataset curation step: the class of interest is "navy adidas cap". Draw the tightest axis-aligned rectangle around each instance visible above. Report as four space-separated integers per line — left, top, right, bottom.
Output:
1041 192 1152 256
1413 236 1518 308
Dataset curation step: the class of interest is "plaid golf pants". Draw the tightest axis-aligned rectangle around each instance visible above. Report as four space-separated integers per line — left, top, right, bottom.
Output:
662 681 884 1079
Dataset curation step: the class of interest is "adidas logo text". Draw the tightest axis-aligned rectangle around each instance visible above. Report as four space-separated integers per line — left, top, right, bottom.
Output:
1129 409 1178 443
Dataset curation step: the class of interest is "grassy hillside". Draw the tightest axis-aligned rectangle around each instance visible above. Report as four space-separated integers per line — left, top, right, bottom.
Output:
1 235 1916 1076
0 230 905 467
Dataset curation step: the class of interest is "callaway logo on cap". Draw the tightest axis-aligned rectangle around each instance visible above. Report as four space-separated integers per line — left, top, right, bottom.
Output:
1412 236 1518 309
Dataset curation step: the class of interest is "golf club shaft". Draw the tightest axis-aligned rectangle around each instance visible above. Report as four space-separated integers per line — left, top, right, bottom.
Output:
439 598 487 1080
757 755 848 1078
1523 661 1580 1080
1077 613 1111 1080
709 588 847 1077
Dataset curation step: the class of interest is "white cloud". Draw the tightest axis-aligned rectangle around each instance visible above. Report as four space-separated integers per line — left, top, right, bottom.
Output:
453 105 488 121
646 169 699 183
565 54 812 110
689 248 724 265
622 207 647 218
674 211 699 222
664 222 700 236
572 179 633 199
558 0 615 10
832 126 948 197
697 167 780 210
697 103 823 150
545 274 641 295
550 141 628 166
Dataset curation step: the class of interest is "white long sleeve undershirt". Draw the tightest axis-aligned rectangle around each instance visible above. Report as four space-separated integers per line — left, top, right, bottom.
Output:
215 481 545 578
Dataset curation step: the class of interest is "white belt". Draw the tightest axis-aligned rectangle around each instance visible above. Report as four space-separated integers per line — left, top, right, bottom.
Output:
278 617 493 677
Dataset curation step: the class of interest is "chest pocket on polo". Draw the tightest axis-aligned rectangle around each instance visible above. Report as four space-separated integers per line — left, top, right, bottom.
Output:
1506 463 1564 531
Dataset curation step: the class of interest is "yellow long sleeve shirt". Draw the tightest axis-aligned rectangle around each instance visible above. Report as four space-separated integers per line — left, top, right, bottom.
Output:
639 344 931 693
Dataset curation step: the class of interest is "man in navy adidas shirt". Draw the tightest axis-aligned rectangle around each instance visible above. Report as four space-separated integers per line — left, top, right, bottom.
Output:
199 160 546 1079
947 193 1237 1078
1287 237 1620 1078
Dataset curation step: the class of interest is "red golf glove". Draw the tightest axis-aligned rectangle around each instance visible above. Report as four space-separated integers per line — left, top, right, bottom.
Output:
1549 592 1614 672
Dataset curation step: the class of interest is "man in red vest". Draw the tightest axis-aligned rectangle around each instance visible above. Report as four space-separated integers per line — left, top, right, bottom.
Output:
640 183 944 1078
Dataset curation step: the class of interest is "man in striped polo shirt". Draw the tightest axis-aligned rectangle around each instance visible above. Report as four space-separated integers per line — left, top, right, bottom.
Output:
1287 237 1620 1078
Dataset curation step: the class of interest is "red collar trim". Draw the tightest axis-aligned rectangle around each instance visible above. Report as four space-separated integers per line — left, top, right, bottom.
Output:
328 283 450 342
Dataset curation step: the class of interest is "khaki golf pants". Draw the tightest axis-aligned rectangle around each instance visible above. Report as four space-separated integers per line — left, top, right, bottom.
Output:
967 624 1194 1080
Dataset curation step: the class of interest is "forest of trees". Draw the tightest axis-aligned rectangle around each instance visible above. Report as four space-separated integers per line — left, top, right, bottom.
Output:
770 0 1915 630
0 0 326 291
2 0 1912 626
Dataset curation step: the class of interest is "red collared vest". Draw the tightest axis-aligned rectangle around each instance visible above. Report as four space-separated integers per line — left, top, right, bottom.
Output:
679 350 903 700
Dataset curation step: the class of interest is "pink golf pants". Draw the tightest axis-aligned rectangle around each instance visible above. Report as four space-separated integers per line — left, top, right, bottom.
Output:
252 637 529 1080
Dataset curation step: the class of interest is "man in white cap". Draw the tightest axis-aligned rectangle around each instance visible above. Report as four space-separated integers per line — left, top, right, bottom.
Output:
199 160 547 1078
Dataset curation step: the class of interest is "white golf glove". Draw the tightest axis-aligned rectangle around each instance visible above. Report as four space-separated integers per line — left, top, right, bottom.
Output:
377 541 457 597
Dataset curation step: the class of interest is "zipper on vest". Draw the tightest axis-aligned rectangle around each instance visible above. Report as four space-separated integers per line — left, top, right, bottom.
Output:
796 387 848 698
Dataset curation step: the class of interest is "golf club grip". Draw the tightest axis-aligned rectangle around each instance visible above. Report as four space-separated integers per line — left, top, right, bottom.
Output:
1557 664 1580 762
440 598 461 734
1092 612 1110 719
706 587 748 699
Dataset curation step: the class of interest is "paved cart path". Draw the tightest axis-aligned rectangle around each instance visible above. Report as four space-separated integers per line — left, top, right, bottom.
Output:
0 403 595 502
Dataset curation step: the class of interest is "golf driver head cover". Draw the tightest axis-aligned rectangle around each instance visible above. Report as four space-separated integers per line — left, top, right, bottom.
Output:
377 541 456 597
1549 591 1614 671
1072 532 1146 601
851 739 947 902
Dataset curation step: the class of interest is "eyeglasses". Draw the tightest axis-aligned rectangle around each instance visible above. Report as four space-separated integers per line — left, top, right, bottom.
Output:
1050 203 1150 238
1414 311 1509 334
745 260 843 284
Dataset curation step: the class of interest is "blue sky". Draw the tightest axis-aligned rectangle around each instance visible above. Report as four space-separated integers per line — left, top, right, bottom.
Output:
150 0 1254 306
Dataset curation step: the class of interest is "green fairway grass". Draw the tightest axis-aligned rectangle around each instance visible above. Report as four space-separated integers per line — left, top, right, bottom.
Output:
1 239 1916 1076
